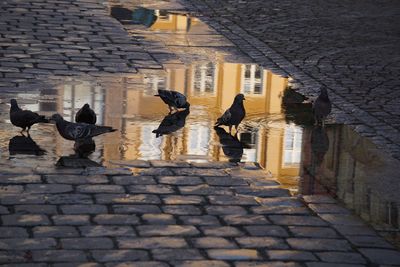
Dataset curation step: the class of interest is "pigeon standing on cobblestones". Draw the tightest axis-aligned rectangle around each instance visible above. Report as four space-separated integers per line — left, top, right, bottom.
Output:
313 88 332 126
50 113 116 141
215 93 246 134
75 103 96 124
10 99 48 132
155 89 190 113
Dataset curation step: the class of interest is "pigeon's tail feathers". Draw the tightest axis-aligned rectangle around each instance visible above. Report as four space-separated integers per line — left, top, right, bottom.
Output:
90 126 117 137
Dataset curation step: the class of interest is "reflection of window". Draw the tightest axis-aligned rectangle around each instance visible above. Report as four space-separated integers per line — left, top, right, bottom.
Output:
283 124 303 166
63 82 104 124
155 10 170 20
188 123 210 155
143 75 166 95
241 64 263 95
139 124 162 160
191 62 217 95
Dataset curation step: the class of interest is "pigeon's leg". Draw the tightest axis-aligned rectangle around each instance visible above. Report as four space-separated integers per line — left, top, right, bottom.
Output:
234 125 239 134
228 125 232 134
168 106 173 114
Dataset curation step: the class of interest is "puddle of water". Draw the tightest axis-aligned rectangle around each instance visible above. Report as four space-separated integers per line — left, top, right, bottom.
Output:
0 4 399 245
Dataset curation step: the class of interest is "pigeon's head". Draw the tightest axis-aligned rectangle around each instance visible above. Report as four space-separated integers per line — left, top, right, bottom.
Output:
50 113 64 123
83 103 90 109
320 88 329 99
10 99 18 107
234 94 246 102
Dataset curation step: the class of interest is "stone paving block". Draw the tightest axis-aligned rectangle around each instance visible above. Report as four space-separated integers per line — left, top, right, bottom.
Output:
0 227 29 238
80 225 136 237
113 176 156 185
61 237 114 249
206 205 248 215
91 249 149 262
235 262 302 267
302 195 337 204
94 214 140 225
105 262 169 267
163 195 205 205
118 237 188 249
287 238 352 251
190 162 236 169
234 186 290 197
25 184 73 193
308 204 351 214
113 205 161 214
222 214 270 225
157 176 203 185
128 184 175 194
60 204 107 214
288 226 339 238
32 226 79 237
0 251 27 264
0 185 24 193
162 205 202 215
150 160 191 168
0 205 9 214
0 175 41 184
358 248 400 265
14 204 58 214
235 237 288 249
245 225 289 237
175 168 228 177
137 225 199 236
180 215 221 225
2 214 50 226
110 160 151 168
52 215 90 225
85 167 132 176
316 252 366 264
319 214 366 226
172 261 230 267
134 168 173 176
269 215 328 226
207 249 259 260
96 194 161 204
142 213 176 224
345 235 394 248
0 194 45 205
45 194 93 204
77 185 125 193
192 237 237 248
178 184 233 195
201 226 244 237
204 176 247 186
152 248 204 260
0 238 56 250
32 250 87 262
45 174 108 184
208 195 258 205
267 250 317 261
53 263 100 267
331 225 377 236
256 197 304 207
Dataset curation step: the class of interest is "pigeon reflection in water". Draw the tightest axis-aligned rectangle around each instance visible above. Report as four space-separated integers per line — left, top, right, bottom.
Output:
152 109 190 138
310 125 330 168
214 126 244 163
56 138 100 168
8 134 46 156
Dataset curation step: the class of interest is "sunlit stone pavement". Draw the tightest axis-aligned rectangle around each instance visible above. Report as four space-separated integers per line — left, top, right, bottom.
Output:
1 161 400 266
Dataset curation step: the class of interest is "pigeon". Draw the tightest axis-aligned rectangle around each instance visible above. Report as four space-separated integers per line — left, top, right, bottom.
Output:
215 93 246 133
313 88 331 126
310 125 329 166
50 113 116 141
75 103 96 124
152 108 190 138
214 126 243 162
74 138 96 158
10 99 48 132
155 89 190 113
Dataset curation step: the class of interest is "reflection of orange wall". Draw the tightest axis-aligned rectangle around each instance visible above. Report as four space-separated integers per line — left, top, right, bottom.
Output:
151 14 200 31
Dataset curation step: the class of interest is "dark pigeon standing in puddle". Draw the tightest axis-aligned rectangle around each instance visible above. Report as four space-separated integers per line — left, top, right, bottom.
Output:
313 87 332 126
75 103 96 124
152 108 190 137
10 99 48 132
50 113 116 141
215 93 246 134
155 89 190 113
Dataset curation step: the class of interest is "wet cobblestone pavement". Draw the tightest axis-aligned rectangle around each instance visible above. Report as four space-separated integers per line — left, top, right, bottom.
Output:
1 0 400 266
1 162 400 266
183 0 400 160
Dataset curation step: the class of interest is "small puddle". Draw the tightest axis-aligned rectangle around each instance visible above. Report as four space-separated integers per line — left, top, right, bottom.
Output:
0 4 399 245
